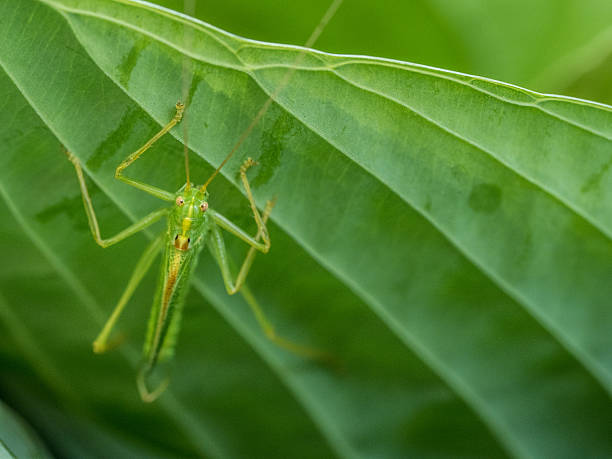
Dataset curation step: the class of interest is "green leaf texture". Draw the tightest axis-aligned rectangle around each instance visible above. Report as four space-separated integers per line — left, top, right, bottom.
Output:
0 0 611 457
152 0 612 105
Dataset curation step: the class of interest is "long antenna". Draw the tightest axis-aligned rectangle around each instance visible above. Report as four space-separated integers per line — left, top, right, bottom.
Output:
200 0 344 192
182 0 196 191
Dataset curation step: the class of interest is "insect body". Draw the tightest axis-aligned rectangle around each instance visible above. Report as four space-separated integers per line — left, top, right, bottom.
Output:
65 102 315 402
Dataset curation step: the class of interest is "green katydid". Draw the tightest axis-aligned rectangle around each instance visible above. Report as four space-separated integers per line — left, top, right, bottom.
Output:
64 0 343 403
64 102 324 402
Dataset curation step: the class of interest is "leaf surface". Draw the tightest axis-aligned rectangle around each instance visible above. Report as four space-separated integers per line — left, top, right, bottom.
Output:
0 1 611 458
152 0 612 105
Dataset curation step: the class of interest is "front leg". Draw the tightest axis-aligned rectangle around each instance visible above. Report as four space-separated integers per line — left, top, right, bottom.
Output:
65 149 169 247
114 102 184 202
209 158 275 253
209 199 274 295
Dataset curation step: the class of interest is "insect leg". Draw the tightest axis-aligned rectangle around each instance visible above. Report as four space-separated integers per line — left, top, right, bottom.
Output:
137 366 169 403
208 198 274 295
239 157 271 246
65 150 168 247
239 283 332 361
209 157 276 253
208 211 330 361
114 102 185 202
93 232 164 353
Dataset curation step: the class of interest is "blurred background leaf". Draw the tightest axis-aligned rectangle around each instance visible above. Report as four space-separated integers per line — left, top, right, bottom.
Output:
0 399 52 458
0 0 611 458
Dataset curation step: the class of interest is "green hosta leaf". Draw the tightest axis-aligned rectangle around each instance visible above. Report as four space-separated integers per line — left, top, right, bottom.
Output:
152 0 612 105
0 0 611 458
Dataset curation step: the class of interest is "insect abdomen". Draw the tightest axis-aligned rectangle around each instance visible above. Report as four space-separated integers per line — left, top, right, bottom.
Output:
143 243 199 367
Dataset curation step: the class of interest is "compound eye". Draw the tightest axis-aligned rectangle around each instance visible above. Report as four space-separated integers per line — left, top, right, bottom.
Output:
175 196 185 207
199 202 208 212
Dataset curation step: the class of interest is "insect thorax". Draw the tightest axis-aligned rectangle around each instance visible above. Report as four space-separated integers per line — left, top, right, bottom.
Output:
170 187 210 251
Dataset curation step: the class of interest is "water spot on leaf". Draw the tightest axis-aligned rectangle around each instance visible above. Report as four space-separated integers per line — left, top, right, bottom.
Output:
451 164 467 180
468 183 502 214
86 106 144 172
117 36 150 89
581 154 612 193
35 193 90 231
185 71 204 110
512 230 533 274
251 112 298 188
